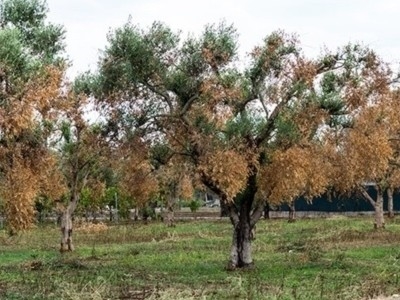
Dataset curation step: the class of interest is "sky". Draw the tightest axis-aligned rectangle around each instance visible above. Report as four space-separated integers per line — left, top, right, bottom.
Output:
46 0 400 79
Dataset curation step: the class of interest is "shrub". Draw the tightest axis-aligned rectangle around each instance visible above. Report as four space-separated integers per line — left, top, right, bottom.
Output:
188 199 201 212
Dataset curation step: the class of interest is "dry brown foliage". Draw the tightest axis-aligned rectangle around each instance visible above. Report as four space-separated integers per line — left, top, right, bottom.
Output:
198 149 249 201
117 139 158 207
0 66 67 233
332 91 400 193
258 144 331 204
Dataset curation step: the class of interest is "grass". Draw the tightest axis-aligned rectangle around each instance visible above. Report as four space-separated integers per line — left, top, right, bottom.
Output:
1 217 400 299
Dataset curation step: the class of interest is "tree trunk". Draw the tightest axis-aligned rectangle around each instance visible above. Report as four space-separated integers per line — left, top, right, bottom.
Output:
164 193 175 227
387 188 394 218
374 189 385 229
60 193 79 252
288 200 296 223
109 207 113 222
227 175 263 270
360 186 385 229
133 206 139 221
228 216 253 270
263 202 270 219
220 198 229 217
92 210 97 222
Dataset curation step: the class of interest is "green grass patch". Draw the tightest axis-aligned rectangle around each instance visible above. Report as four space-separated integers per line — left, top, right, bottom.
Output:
1 217 400 299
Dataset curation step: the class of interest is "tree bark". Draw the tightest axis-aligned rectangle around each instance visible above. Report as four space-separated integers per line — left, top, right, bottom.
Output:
200 171 263 269
133 206 139 221
387 187 394 218
288 200 296 223
227 175 262 270
220 198 230 217
228 204 254 269
360 186 385 229
60 192 79 252
263 202 270 219
164 193 175 227
374 189 385 229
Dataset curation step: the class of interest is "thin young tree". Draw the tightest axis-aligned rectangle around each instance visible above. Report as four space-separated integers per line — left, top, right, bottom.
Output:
57 93 107 251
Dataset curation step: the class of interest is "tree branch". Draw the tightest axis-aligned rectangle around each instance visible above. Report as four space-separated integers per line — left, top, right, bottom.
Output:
258 93 269 118
142 82 173 112
359 186 376 207
250 201 265 227
255 89 296 146
180 94 199 116
227 202 239 226
199 170 239 224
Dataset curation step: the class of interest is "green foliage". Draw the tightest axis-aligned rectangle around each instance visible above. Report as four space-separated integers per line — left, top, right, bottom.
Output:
1 0 47 28
140 205 155 220
192 114 215 134
201 21 238 67
247 31 299 84
188 199 201 212
321 72 340 94
29 23 65 60
78 187 92 211
60 121 71 143
274 111 300 145
0 0 65 107
225 112 266 140
1 0 65 63
34 195 54 222
72 71 97 95
166 69 197 105
180 37 206 76
98 20 179 95
150 142 172 169
318 72 347 115
103 187 132 219
0 28 28 77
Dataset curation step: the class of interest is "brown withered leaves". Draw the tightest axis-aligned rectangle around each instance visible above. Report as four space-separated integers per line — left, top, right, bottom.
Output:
198 149 249 201
0 66 66 233
117 139 158 207
258 144 331 204
332 90 400 193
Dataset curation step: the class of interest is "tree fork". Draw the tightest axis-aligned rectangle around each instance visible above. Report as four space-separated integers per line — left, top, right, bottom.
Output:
360 187 385 230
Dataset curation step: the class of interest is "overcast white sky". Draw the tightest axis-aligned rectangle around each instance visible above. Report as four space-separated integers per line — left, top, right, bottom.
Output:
46 0 400 79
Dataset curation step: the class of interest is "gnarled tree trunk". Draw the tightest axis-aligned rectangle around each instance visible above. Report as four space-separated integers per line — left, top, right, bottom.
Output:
387 187 394 218
227 175 264 270
229 217 252 269
60 191 79 252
